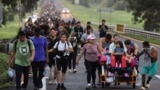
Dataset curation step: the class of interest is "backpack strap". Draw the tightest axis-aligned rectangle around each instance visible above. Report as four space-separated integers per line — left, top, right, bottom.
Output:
56 40 60 51
14 40 18 52
27 40 31 53
65 41 70 49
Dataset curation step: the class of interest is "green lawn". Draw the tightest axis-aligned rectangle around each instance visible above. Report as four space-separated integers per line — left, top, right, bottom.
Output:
0 15 20 39
61 0 143 29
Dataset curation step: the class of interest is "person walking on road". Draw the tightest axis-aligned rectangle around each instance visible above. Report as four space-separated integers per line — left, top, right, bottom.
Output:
76 34 100 89
47 30 59 84
7 30 35 90
137 41 158 90
30 27 49 90
98 19 108 38
48 34 73 90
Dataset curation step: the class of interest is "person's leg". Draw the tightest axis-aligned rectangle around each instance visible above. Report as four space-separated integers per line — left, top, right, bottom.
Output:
92 61 98 87
56 59 62 90
31 62 38 88
22 66 29 89
147 61 158 87
15 64 23 90
86 60 92 86
61 59 68 89
73 48 77 71
38 61 45 88
141 66 148 89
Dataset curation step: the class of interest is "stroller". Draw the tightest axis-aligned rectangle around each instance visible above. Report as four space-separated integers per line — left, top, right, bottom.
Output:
99 53 138 89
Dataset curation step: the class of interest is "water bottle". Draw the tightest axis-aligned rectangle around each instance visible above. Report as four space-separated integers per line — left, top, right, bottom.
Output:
44 64 50 77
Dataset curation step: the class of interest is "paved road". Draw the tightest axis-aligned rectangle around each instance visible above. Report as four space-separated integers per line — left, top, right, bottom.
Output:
7 0 160 90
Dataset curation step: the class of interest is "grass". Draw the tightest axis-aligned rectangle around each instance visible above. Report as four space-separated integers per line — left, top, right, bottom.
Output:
0 12 33 39
0 15 20 39
61 0 143 29
0 52 11 89
124 34 160 45
61 0 160 45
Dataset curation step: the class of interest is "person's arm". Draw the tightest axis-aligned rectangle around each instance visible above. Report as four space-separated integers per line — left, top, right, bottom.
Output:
136 50 144 58
29 41 35 62
66 42 74 52
6 50 16 66
134 43 139 56
105 25 108 32
98 38 104 53
145 47 158 60
44 38 49 63
76 47 85 64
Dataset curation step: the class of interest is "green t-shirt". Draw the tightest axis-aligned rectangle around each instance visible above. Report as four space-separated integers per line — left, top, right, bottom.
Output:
13 39 34 66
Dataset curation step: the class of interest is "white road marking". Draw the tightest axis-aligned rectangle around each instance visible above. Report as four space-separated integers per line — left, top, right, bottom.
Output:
155 75 160 79
39 77 48 90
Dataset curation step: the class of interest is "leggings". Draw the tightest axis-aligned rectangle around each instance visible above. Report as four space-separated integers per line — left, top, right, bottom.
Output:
85 60 98 84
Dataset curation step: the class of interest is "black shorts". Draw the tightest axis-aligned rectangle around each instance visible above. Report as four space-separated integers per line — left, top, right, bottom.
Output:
48 57 56 68
55 57 68 73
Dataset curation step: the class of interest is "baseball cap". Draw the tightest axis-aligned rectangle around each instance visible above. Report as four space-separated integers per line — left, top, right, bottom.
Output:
87 34 96 40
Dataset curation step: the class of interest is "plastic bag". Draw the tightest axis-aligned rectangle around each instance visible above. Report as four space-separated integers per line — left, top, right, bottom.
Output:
8 67 15 78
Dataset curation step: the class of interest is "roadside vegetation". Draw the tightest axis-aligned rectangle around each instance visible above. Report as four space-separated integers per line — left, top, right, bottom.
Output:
0 52 11 89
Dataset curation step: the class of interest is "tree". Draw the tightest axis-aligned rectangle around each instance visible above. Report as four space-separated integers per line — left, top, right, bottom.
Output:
1 0 39 25
127 0 160 31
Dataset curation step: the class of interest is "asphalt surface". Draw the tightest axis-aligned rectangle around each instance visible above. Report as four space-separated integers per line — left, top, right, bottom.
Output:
7 0 160 90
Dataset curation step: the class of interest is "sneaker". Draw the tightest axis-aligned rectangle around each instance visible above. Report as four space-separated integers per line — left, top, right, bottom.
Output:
53 79 57 84
56 84 60 90
145 84 150 88
86 84 91 90
61 83 66 90
140 86 146 90
92 84 96 88
68 69 72 72
73 69 77 73
48 80 53 85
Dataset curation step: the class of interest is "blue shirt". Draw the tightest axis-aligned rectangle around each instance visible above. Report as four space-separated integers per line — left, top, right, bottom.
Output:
31 36 48 61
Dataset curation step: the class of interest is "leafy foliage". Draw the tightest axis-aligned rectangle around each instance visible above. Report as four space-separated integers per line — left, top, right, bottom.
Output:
127 0 160 31
1 0 39 26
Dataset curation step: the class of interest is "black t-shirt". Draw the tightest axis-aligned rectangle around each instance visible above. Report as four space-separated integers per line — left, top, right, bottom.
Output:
74 26 84 42
47 37 59 59
99 25 108 38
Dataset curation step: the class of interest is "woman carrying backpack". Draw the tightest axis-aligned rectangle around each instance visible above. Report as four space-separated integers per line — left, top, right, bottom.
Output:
48 33 73 90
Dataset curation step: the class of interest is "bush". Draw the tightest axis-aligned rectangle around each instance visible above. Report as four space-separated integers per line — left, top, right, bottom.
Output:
0 52 11 89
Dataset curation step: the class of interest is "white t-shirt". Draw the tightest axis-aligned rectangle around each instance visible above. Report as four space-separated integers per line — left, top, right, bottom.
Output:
54 41 72 51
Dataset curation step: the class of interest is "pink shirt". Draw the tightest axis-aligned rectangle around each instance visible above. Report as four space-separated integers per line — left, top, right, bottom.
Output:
83 43 99 62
